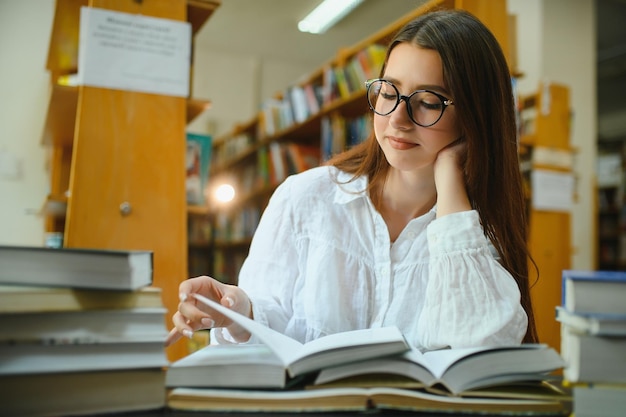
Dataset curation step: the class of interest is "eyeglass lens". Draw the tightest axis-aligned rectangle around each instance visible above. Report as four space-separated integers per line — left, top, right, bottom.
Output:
367 80 447 127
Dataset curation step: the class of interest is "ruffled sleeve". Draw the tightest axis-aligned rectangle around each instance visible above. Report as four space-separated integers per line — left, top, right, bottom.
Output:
417 210 527 349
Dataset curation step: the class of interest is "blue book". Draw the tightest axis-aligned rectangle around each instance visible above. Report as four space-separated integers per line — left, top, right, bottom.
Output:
562 270 626 315
186 133 212 205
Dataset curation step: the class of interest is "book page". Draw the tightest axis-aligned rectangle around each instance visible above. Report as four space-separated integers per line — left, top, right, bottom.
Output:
193 294 408 374
192 294 302 365
420 345 546 379
172 344 283 367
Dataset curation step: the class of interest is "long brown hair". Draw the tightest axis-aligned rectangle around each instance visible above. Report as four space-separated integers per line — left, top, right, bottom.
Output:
328 9 538 343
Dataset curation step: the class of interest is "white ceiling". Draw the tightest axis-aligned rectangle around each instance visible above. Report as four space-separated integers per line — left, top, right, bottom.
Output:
194 0 426 67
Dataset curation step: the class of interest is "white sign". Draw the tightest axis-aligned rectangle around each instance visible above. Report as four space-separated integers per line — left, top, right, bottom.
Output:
531 169 575 212
78 7 191 97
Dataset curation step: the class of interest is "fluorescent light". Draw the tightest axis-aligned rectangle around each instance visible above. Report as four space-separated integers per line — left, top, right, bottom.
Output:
298 0 365 34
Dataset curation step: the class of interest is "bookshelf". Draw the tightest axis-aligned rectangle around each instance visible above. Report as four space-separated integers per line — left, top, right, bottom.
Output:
41 0 220 361
197 0 515 282
596 142 626 270
518 82 574 351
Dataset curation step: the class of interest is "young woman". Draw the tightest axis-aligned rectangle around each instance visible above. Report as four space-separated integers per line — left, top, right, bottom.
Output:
166 9 538 351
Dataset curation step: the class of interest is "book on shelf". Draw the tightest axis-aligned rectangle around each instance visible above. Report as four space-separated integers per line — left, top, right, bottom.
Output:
556 306 626 336
346 114 371 147
0 284 163 313
571 382 626 417
344 56 367 93
185 132 212 205
256 145 271 187
561 269 626 314
1 368 166 417
166 294 410 386
260 97 293 137
365 43 387 77
0 245 153 290
321 113 348 161
560 325 626 384
167 385 570 415
285 143 321 174
303 83 321 115
268 142 287 184
322 65 339 105
287 85 310 123
356 43 386 80
333 65 353 99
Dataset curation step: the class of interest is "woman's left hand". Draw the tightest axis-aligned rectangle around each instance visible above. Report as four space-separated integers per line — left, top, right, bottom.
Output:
433 137 471 217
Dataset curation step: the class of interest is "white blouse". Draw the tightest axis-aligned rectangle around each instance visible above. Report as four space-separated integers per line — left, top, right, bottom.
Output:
215 166 527 351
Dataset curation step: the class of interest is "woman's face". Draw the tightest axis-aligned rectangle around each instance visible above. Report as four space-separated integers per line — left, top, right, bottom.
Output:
374 43 462 172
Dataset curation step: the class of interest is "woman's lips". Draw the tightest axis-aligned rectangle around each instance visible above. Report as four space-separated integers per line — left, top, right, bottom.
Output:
388 135 418 150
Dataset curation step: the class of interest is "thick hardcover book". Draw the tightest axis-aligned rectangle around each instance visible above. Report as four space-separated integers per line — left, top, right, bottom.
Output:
0 340 168 375
167 294 410 387
0 285 163 313
561 325 626 384
0 308 168 344
1 368 166 416
572 383 626 417
167 386 570 415
556 306 626 336
0 245 153 290
561 269 626 314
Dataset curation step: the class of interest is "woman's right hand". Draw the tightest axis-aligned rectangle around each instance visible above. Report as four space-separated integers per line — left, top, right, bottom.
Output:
164 275 252 347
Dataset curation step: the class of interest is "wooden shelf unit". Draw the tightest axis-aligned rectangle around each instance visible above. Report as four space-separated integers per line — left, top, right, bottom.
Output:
519 82 574 351
596 142 626 271
42 0 220 362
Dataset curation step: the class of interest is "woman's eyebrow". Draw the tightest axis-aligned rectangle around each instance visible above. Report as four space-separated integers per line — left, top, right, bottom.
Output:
382 77 450 95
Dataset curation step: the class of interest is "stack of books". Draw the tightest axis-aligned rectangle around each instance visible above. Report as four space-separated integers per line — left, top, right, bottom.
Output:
165 295 572 415
0 245 169 416
557 269 626 417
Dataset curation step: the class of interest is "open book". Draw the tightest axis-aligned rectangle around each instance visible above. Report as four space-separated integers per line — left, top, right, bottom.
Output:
166 294 410 388
167 295 565 394
313 343 565 395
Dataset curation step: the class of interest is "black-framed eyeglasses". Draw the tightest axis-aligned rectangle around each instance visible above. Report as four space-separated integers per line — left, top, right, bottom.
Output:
365 79 454 127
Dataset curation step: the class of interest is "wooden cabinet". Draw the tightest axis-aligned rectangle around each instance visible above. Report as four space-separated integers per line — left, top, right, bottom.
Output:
518 82 574 351
199 0 515 282
42 0 220 361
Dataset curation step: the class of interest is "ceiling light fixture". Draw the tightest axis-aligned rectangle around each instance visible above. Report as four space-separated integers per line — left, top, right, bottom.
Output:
298 0 365 34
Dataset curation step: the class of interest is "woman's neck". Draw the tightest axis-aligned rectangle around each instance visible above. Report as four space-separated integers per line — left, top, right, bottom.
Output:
374 168 437 242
